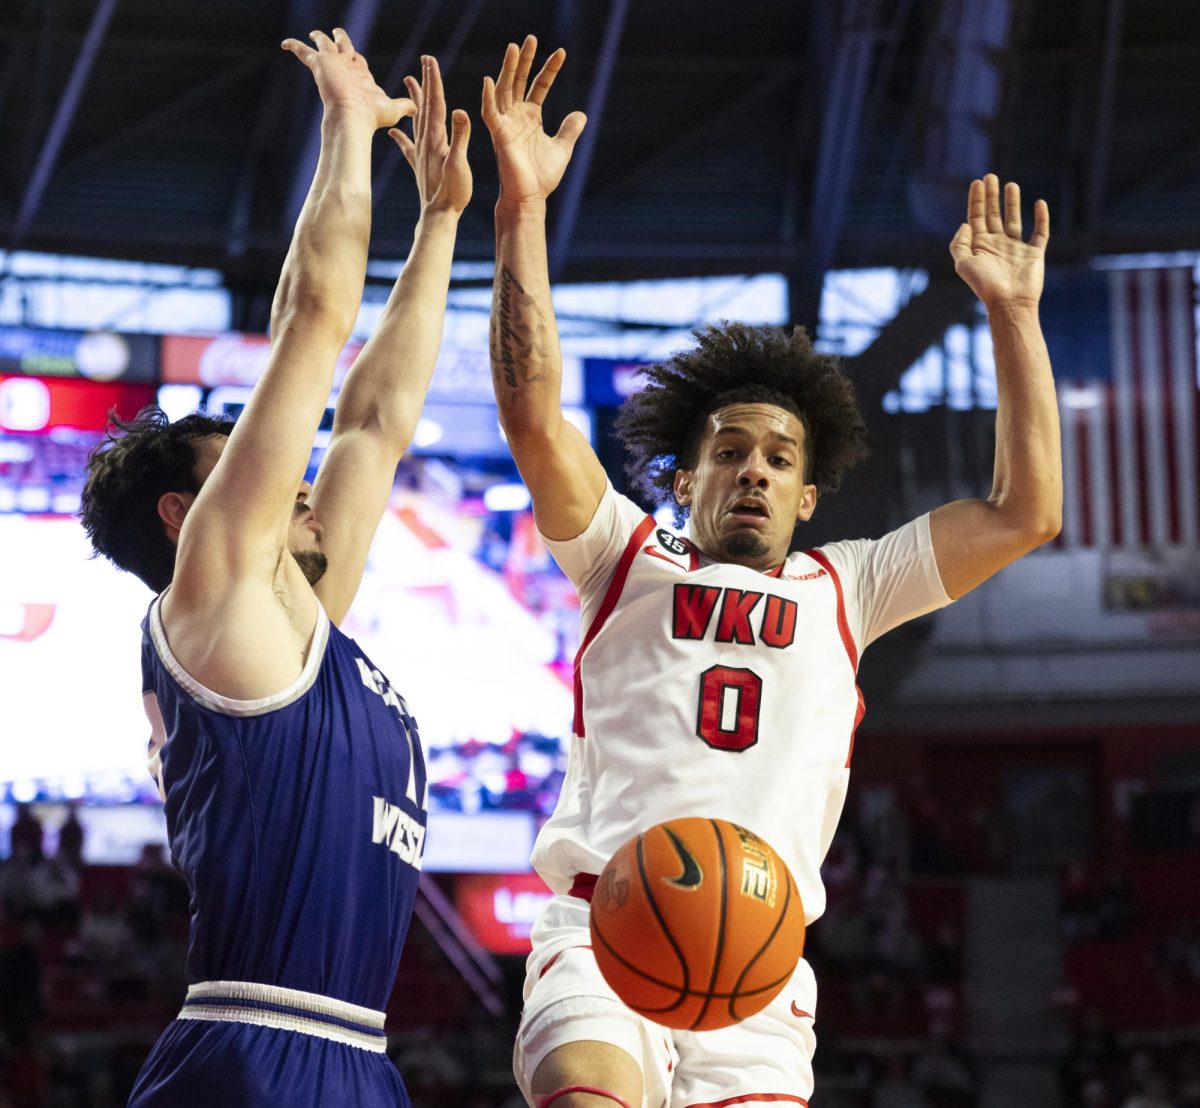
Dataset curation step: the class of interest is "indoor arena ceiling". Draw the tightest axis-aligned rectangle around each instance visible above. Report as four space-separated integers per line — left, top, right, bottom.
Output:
2 0 1199 330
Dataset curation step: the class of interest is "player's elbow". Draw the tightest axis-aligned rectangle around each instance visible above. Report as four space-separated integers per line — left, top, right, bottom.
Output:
271 285 357 347
496 405 557 451
1008 504 1062 552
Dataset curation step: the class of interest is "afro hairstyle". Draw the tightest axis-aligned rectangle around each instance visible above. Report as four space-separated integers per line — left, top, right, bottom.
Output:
613 322 868 522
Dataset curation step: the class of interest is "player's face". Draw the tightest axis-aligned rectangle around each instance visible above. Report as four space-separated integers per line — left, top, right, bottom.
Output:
673 403 817 571
189 434 327 586
286 482 327 586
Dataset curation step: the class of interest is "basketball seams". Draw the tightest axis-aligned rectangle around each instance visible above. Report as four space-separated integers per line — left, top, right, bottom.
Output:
690 819 729 1030
635 831 692 1006
727 866 798 1023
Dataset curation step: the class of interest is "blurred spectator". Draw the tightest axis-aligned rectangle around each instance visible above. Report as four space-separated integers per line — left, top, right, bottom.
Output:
926 924 963 987
0 916 42 1049
873 1054 930 1108
1156 920 1200 985
0 849 37 921
860 788 912 877
76 890 133 969
1094 869 1134 940
909 787 957 876
1065 866 1135 944
27 854 80 929
911 1025 975 1108
1064 1007 1120 1105
8 806 43 864
57 808 85 869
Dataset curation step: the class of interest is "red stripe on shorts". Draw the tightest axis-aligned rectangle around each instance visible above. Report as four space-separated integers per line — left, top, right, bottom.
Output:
569 872 599 902
685 1095 809 1107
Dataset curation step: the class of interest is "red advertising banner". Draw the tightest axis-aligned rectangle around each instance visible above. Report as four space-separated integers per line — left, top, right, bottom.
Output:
0 375 155 434
162 333 363 387
455 873 554 955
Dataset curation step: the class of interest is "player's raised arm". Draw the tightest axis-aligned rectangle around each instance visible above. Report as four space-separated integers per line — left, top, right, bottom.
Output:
483 36 607 541
928 173 1062 598
308 54 472 625
170 29 414 607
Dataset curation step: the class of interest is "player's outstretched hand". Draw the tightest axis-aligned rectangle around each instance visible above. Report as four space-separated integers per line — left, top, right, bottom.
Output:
482 35 587 206
949 174 1049 309
389 55 472 215
282 28 415 130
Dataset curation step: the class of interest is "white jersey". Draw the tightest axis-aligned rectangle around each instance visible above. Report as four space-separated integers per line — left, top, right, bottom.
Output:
534 483 952 926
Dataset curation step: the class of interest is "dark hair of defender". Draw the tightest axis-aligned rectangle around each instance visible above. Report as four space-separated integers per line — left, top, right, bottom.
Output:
80 406 235 593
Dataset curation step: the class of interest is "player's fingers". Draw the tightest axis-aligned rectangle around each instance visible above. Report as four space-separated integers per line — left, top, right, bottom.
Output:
527 47 566 107
554 110 588 155
983 173 1003 233
966 178 986 235
390 97 417 122
388 127 417 167
424 55 447 131
281 39 317 66
495 42 519 110
1029 198 1051 250
331 27 355 53
948 223 972 263
404 74 423 113
1004 181 1022 239
513 34 538 102
309 29 336 53
448 108 472 158
481 76 500 127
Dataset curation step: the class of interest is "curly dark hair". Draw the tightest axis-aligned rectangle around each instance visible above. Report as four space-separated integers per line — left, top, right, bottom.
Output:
613 322 868 522
80 406 234 593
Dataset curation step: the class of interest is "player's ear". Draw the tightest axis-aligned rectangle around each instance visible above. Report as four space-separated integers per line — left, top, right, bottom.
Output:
673 468 693 508
797 482 817 523
157 491 194 544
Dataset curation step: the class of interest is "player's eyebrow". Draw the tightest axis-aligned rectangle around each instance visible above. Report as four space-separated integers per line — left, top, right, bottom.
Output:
712 424 801 450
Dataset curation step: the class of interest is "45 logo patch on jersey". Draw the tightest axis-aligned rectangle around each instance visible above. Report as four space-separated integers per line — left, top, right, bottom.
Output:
656 529 690 557
643 528 698 571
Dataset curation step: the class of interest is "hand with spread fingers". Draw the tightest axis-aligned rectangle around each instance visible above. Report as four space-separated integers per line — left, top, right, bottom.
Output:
389 55 472 215
481 34 588 206
281 27 415 130
949 173 1050 309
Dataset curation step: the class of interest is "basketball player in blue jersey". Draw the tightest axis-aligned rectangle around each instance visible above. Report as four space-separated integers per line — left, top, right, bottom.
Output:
79 30 471 1106
482 36 1061 1108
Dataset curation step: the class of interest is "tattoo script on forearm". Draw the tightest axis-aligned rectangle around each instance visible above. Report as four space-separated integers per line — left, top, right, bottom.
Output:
490 265 548 390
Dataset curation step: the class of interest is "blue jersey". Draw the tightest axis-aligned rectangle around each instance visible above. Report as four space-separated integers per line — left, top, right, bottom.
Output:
140 594 427 1011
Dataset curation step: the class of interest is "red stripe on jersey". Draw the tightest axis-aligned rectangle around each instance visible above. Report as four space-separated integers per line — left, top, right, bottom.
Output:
802 550 857 668
685 1095 809 1107
802 549 864 768
572 515 658 737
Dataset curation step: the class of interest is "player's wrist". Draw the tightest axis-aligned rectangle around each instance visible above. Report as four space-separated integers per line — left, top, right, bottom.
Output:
417 200 466 224
495 193 549 220
984 297 1041 324
319 102 389 132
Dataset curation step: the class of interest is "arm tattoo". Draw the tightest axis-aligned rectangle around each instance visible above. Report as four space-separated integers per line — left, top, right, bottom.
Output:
490 265 547 390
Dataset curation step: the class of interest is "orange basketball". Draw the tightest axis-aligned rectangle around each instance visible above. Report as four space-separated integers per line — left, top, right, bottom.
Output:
588 818 805 1032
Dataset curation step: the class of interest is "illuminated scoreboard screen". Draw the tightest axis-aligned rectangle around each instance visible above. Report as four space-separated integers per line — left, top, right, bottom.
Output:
0 330 593 871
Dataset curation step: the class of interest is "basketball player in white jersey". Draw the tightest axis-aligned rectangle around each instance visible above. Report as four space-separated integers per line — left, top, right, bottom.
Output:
482 36 1061 1108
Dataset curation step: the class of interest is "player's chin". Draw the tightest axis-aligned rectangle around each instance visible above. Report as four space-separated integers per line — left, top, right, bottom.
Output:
292 549 329 587
719 528 768 559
